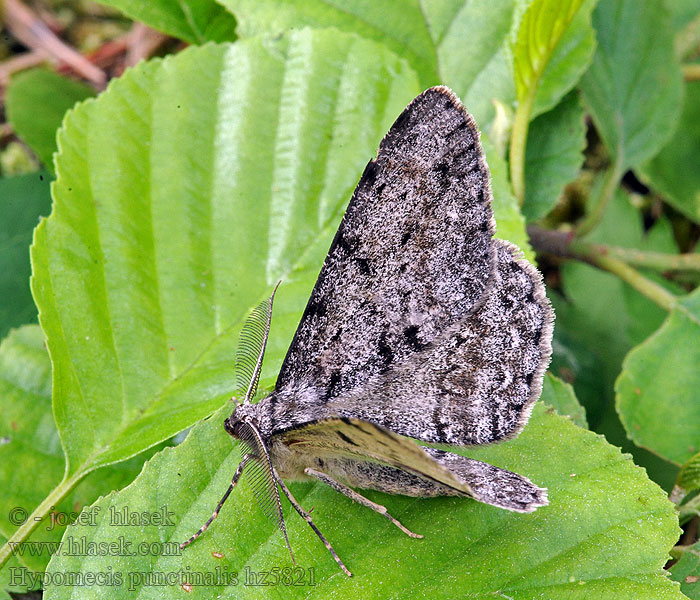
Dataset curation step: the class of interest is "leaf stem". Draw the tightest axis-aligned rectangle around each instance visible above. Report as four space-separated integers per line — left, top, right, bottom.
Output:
530 227 700 272
509 91 535 205
575 161 623 237
0 470 85 569
528 226 678 311
590 254 676 312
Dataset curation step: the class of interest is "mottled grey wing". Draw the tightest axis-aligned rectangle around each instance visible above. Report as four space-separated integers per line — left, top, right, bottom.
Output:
275 86 496 400
325 240 553 446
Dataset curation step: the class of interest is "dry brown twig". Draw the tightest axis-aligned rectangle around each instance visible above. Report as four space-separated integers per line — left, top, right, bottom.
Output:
2 0 106 87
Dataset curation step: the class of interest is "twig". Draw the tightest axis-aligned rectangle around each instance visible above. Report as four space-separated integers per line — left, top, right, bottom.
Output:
0 123 14 140
684 64 700 81
0 50 50 86
676 12 700 60
528 225 679 311
3 0 106 87
125 23 168 67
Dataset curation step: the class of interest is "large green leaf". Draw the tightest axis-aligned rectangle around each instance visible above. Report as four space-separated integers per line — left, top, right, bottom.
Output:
0 172 51 339
4 69 95 174
670 541 700 599
542 372 588 428
30 32 422 480
224 1 598 129
524 91 586 220
225 1 557 130
616 287 700 466
0 326 159 593
580 0 683 170
512 0 597 118
222 0 441 87
95 0 237 43
44 390 682 597
641 81 700 224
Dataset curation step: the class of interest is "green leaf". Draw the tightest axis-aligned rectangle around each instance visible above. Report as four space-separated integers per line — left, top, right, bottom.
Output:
641 81 700 224
0 326 158 590
481 136 533 261
221 0 442 87
616 286 700 465
509 0 596 204
542 373 588 428
425 0 518 125
512 0 597 118
580 0 683 169
30 33 420 481
222 0 524 127
524 91 586 220
95 0 237 43
5 69 95 173
670 541 700 599
0 172 52 339
44 393 682 597
674 451 700 499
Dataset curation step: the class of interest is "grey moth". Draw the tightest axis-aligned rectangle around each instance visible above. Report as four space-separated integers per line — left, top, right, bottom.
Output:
181 86 554 576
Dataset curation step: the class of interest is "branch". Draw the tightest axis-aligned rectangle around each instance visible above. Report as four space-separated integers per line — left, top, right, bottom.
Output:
528 226 679 312
676 12 700 60
3 0 105 86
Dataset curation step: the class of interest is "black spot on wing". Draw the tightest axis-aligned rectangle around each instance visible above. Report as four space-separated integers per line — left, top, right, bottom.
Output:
403 325 425 351
432 406 447 443
377 334 393 370
337 431 359 447
356 256 372 275
326 371 342 400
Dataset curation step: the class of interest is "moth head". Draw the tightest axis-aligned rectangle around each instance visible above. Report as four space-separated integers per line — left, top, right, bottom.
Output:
223 415 242 438
224 402 257 439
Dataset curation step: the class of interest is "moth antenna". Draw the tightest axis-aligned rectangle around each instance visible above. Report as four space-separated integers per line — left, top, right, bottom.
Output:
233 281 282 404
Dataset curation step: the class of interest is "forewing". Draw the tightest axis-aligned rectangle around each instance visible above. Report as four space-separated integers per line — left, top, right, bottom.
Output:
323 240 553 446
276 86 496 400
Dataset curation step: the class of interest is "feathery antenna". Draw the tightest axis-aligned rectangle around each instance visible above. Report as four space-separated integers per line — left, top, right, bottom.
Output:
234 282 281 404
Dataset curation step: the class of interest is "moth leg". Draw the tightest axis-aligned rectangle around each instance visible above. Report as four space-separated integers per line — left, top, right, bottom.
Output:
305 467 423 539
180 454 253 549
273 468 352 577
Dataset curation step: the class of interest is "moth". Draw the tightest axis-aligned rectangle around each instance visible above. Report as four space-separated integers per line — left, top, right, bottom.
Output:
181 86 554 576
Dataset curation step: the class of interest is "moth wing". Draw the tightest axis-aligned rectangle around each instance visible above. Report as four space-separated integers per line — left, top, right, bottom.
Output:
275 86 496 401
277 418 547 512
325 240 553 446
276 417 474 496
422 448 547 512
